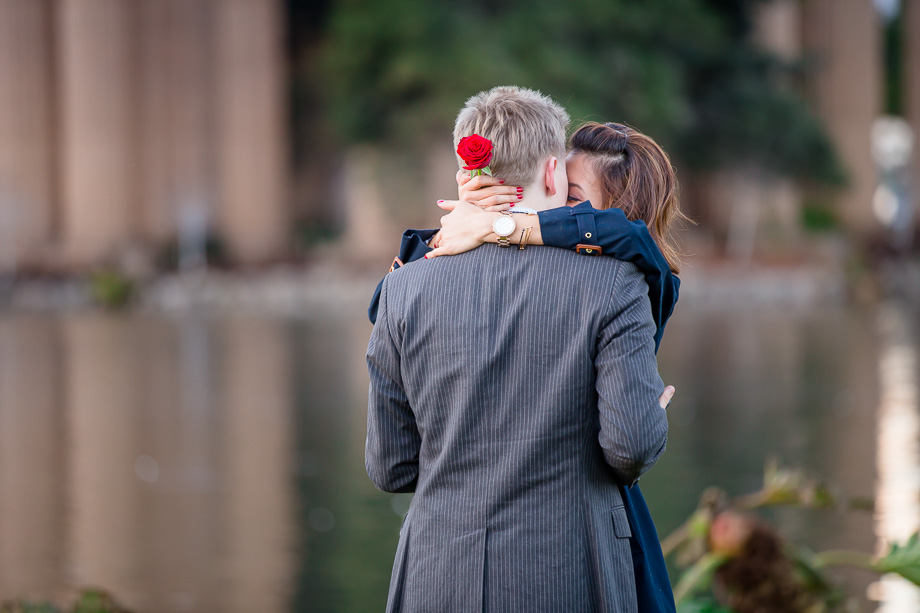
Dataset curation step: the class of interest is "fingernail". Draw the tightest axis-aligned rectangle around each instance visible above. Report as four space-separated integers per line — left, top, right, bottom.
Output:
437 200 444 203
510 204 515 207
498 179 505 184
423 254 428 259
517 187 523 193
517 195 523 199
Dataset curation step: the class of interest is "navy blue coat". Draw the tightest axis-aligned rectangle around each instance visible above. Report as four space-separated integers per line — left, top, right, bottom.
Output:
369 202 679 612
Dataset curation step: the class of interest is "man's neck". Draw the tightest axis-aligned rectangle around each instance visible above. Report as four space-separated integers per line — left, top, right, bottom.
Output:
517 189 553 212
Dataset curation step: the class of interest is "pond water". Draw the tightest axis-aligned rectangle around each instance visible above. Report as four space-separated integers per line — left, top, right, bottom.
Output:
0 296 917 612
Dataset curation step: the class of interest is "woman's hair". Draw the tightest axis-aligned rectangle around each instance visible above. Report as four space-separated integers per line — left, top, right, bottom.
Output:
568 122 689 273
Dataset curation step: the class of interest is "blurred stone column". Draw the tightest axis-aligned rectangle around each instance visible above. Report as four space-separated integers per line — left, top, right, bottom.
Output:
57 0 139 265
0 0 56 268
137 0 214 245
213 0 287 263
342 147 400 261
801 0 882 237
754 0 801 62
0 318 65 600
748 0 804 246
905 0 920 223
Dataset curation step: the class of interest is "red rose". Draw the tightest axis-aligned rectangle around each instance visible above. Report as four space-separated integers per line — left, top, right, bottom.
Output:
457 134 493 170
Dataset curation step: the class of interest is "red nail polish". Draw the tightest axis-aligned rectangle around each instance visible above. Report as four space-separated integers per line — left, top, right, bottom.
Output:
423 254 428 259
517 194 523 199
510 204 515 207
437 200 444 203
498 179 505 184
517 187 523 193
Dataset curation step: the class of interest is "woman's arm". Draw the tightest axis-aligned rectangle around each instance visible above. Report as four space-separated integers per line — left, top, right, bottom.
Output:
435 172 666 260
431 172 656 256
425 200 540 254
427 198 653 257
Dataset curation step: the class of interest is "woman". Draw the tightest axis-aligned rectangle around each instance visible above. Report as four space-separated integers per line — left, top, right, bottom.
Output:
369 121 686 612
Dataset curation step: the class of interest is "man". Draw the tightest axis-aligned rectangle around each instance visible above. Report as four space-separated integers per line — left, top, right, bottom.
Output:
366 86 669 612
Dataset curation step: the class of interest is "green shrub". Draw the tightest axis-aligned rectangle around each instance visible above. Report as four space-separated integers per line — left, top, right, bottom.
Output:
0 589 131 613
88 271 134 309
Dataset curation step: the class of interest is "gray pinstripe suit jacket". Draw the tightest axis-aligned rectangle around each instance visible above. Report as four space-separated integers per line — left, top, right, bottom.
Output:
366 244 669 612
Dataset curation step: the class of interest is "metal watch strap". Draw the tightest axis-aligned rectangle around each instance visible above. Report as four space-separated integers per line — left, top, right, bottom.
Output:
497 211 513 247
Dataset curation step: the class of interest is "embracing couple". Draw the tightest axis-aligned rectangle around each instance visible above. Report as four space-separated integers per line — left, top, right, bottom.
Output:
366 85 686 612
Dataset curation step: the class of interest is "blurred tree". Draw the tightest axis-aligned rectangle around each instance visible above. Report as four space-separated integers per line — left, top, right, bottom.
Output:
319 0 844 185
677 47 846 184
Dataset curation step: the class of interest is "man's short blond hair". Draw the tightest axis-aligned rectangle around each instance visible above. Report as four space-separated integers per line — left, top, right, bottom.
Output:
453 86 569 186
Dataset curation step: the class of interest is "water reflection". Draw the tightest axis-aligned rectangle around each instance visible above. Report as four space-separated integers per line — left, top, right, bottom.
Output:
0 317 65 602
0 314 295 612
872 301 920 611
293 311 399 613
0 300 916 611
650 305 879 561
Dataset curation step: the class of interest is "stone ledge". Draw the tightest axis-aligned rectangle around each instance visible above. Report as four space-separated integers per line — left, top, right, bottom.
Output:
2 258 917 315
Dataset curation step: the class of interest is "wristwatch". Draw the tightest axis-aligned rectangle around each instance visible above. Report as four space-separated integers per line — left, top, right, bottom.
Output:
492 211 516 247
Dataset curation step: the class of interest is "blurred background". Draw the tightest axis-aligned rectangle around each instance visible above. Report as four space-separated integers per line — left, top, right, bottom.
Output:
0 0 918 611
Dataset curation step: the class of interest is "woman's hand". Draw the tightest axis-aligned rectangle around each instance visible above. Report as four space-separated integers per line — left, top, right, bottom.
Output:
457 169 523 212
659 385 676 409
425 200 498 259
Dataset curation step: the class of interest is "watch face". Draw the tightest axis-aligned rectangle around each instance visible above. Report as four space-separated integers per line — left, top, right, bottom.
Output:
492 215 516 237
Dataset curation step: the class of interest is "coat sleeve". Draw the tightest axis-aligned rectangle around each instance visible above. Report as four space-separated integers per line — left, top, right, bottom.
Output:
594 261 669 486
365 275 421 493
538 202 679 352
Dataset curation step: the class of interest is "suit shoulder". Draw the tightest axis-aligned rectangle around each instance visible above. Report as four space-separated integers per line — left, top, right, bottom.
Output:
377 255 438 306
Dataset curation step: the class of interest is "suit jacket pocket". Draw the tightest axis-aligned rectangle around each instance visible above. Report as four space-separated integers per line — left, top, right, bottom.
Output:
612 505 632 539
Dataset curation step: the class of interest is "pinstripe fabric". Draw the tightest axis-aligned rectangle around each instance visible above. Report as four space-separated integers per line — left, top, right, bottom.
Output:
366 244 669 613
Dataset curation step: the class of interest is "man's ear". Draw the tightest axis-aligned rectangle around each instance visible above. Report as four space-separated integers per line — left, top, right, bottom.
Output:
543 157 558 196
